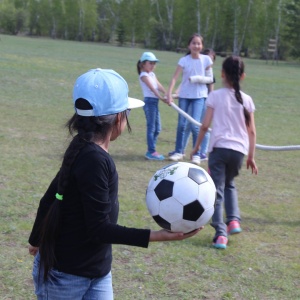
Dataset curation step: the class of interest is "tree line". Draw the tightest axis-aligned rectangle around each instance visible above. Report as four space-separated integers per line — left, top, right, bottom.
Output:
1 0 300 60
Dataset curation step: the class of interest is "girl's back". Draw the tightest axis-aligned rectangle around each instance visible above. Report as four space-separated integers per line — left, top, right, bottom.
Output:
207 87 255 155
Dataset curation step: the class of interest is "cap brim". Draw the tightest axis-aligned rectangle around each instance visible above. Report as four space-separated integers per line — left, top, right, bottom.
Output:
128 97 144 109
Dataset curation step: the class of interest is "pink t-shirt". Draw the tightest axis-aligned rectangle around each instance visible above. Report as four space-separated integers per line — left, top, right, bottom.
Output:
207 87 255 155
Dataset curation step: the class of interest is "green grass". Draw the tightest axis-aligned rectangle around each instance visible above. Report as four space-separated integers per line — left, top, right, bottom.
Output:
0 34 300 300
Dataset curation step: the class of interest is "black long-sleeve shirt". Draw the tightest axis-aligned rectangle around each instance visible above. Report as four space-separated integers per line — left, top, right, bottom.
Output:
29 143 150 278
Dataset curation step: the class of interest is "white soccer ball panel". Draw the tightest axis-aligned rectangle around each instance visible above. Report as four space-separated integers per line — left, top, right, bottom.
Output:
196 206 214 227
145 190 160 216
171 219 197 234
204 170 215 186
197 182 216 210
159 197 183 223
172 177 200 206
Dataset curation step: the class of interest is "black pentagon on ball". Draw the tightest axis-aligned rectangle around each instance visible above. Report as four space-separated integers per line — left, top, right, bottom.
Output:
188 168 208 185
183 200 205 221
153 215 171 231
154 179 174 201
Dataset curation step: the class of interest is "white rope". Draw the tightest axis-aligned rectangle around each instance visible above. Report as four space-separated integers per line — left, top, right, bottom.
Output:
170 102 211 132
255 144 300 151
170 102 300 151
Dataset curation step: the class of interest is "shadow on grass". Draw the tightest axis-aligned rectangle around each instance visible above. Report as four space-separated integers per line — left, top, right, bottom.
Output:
243 217 300 228
113 154 170 164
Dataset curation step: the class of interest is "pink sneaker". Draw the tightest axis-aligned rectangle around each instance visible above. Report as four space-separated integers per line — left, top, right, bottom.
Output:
227 221 242 235
212 236 228 249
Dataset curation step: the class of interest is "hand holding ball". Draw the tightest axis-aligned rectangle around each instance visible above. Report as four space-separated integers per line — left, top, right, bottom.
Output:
146 162 216 233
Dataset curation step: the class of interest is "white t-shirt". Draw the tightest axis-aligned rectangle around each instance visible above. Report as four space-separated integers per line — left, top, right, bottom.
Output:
178 54 213 99
139 72 158 98
207 87 255 155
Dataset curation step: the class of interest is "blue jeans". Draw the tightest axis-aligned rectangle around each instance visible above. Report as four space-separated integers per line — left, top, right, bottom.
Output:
175 98 206 156
143 97 161 153
208 148 244 238
32 253 114 300
182 99 210 154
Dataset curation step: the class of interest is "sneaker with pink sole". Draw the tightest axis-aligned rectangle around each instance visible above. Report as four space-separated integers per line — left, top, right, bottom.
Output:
227 220 242 235
145 151 165 161
212 236 228 249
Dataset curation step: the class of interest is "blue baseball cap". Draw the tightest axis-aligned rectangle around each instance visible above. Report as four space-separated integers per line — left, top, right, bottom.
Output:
73 68 144 116
140 52 159 62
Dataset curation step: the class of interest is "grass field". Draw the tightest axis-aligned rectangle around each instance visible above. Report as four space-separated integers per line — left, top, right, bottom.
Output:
0 34 299 300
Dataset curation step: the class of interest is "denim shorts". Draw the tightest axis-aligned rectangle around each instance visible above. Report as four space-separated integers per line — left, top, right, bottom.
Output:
32 253 113 300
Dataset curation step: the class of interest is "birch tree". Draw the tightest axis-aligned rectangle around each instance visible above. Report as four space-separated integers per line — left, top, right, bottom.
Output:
154 0 174 49
232 0 253 55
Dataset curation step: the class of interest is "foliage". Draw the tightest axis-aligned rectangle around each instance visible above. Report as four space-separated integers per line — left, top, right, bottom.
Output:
284 0 300 57
0 0 299 59
0 0 26 34
117 22 125 46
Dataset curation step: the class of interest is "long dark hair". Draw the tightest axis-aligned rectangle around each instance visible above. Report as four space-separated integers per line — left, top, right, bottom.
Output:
137 60 146 75
222 56 251 127
39 98 131 280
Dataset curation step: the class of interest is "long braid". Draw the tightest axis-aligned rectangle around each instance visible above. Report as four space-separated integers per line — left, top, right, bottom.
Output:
38 98 130 281
39 131 89 280
223 56 250 127
137 60 142 75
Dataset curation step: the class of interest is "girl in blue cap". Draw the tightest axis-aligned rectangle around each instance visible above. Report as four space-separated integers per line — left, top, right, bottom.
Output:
28 68 201 299
137 52 166 160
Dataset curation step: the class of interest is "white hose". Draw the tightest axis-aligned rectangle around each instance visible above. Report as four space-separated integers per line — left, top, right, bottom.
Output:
170 102 300 151
170 102 211 132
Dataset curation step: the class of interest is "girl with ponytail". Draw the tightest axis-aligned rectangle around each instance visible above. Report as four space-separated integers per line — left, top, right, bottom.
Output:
28 68 201 299
191 56 258 250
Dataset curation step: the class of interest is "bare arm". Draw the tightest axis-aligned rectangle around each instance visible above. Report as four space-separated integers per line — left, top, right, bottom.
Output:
141 76 165 101
149 227 202 242
246 112 258 174
156 78 166 95
175 83 181 95
206 65 214 93
166 65 182 104
207 80 214 93
28 245 39 256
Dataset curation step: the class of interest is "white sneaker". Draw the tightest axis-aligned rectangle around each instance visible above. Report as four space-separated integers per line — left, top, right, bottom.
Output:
169 152 183 161
191 155 201 165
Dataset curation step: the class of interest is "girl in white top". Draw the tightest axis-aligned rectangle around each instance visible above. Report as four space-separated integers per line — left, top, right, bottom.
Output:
166 34 213 165
191 56 258 250
137 52 166 160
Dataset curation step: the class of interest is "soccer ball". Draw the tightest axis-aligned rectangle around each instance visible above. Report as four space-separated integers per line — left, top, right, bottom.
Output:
146 162 216 233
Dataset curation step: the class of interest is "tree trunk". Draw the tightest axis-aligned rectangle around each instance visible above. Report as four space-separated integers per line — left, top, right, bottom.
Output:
274 0 282 61
233 1 239 55
238 0 253 54
196 0 201 34
155 0 174 49
155 0 167 48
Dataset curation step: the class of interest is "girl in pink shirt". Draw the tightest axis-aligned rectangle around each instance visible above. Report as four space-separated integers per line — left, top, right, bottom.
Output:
191 56 258 249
